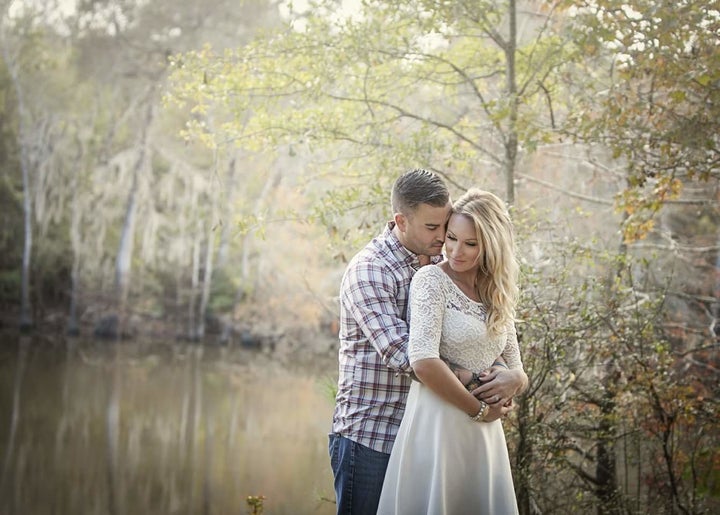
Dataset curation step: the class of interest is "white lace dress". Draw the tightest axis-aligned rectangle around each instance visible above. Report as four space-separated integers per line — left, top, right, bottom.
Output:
377 265 522 515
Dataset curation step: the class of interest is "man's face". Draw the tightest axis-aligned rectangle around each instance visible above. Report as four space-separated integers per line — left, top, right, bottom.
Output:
396 201 452 256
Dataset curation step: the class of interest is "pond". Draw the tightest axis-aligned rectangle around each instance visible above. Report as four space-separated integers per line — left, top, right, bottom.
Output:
0 333 338 515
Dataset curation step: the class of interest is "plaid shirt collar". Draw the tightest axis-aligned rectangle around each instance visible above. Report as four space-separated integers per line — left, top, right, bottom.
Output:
383 221 437 270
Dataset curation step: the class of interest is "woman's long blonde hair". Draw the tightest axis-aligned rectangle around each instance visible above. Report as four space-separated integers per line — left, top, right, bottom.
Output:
453 188 519 336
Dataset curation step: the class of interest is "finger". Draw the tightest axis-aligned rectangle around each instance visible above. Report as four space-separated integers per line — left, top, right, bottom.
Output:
479 368 498 379
470 384 491 396
484 394 497 404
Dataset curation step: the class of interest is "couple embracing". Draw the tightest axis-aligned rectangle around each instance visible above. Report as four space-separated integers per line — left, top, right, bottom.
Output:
329 169 528 515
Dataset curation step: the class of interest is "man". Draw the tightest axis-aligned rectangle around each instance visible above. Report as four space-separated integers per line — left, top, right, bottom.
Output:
329 169 524 514
329 169 450 515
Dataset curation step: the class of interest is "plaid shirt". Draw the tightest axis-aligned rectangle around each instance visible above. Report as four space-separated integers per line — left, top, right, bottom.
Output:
331 223 442 454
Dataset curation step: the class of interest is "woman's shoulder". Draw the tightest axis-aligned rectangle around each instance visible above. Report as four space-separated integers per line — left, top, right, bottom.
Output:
412 264 452 294
414 263 449 281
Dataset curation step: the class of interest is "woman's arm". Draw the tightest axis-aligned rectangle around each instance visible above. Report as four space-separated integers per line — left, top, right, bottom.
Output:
413 358 512 421
408 267 513 420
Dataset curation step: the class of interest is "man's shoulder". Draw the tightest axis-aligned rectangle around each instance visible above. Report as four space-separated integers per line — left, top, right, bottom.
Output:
348 231 404 270
344 247 395 282
341 236 410 290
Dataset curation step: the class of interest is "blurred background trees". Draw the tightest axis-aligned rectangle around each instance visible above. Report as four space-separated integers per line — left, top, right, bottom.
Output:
1 0 717 513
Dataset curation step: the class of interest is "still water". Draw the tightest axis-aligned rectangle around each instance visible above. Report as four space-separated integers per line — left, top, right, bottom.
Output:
0 334 338 515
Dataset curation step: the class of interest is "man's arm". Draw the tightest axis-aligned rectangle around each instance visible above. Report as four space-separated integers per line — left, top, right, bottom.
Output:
342 261 413 373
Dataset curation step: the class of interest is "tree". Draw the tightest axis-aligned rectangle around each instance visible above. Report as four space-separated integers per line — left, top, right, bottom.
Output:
165 2 720 512
568 0 720 239
1 3 37 330
0 0 283 337
565 5 720 510
167 0 576 212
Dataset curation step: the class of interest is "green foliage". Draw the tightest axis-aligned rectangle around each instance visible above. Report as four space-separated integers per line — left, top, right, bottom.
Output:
166 0 578 214
209 268 239 312
2 3 717 512
508 205 719 513
568 0 720 241
246 495 266 515
0 269 21 306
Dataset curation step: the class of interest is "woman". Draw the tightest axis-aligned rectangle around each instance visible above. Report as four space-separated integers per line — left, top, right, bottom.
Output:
377 188 528 514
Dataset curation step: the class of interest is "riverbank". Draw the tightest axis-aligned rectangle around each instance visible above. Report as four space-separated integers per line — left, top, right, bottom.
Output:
0 306 340 375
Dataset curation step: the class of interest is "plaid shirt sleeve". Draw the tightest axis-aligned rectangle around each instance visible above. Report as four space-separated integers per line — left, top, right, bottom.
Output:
341 259 413 374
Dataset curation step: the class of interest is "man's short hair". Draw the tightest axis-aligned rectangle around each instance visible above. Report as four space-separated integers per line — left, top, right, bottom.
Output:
391 169 450 215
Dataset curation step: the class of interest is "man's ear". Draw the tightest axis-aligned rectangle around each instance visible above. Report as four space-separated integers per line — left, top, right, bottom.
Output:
394 212 407 232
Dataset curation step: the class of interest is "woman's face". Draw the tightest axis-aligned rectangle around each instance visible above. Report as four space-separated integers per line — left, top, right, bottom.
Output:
444 213 480 274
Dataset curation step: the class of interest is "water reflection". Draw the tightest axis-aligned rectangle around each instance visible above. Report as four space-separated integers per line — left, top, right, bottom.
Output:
0 335 337 515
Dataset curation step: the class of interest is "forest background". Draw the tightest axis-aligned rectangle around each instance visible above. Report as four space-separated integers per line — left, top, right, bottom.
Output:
0 0 718 514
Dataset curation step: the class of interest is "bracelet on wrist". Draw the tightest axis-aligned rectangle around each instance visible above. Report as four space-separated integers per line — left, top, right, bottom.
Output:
492 361 509 369
470 400 489 422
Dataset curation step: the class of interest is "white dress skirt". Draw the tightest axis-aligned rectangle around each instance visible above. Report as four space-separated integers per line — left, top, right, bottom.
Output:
377 265 522 515
376 382 519 515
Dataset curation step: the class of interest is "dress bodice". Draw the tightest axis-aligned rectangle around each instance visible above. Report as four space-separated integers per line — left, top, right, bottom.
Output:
407 265 523 373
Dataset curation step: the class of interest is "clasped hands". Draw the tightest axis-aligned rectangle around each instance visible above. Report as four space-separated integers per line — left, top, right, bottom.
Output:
455 365 518 422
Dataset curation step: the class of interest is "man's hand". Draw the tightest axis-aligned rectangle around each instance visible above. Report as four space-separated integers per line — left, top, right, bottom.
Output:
440 357 474 386
453 367 474 386
470 366 527 406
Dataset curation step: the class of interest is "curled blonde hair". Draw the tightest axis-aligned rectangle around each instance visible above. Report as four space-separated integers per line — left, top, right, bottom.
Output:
452 188 519 336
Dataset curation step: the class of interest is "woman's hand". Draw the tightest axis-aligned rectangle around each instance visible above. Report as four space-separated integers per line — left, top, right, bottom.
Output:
470 367 527 406
482 398 514 422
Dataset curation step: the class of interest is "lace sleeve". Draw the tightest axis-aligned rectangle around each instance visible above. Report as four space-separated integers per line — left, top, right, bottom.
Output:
408 266 447 365
501 322 524 370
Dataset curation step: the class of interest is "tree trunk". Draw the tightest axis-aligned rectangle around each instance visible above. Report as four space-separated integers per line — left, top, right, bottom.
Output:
594 207 631 515
110 102 154 337
220 168 281 343
515 398 533 515
504 0 518 206
116 171 138 311
67 138 84 336
596 376 620 515
67 252 81 336
19 143 33 330
196 224 216 339
188 226 201 340
215 155 238 270
1 23 34 330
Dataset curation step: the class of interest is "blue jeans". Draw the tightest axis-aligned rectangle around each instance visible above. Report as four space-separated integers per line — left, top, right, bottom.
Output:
328 433 391 515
